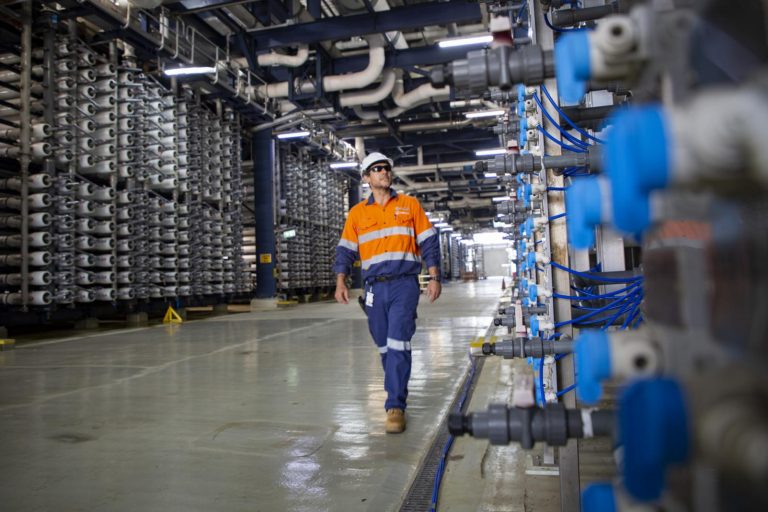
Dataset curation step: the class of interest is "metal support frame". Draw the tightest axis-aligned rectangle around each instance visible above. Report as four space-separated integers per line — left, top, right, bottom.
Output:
253 130 276 298
248 1 482 50
532 1 580 510
18 0 32 309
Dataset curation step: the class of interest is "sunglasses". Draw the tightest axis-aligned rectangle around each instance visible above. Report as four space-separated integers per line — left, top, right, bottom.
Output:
366 164 392 175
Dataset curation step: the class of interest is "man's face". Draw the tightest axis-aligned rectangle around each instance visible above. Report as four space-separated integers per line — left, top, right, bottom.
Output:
364 161 393 189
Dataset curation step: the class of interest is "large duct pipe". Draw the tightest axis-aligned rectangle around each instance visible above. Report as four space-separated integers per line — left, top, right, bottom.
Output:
339 69 397 108
257 45 309 67
258 36 385 98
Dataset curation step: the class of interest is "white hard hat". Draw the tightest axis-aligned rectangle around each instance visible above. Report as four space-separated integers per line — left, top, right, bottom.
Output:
360 152 394 176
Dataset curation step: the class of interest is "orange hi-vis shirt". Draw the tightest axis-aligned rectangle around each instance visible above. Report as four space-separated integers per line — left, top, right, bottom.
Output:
333 190 440 280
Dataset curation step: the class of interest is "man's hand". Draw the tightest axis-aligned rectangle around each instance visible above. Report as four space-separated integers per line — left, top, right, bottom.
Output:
427 279 441 303
335 275 350 304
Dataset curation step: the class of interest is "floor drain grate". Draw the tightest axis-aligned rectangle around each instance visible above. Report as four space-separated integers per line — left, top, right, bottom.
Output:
399 356 486 512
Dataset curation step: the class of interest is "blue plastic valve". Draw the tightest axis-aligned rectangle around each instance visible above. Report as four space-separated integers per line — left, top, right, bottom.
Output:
527 251 536 269
519 117 528 147
582 484 617 512
524 218 534 237
529 284 537 300
530 314 540 336
554 30 592 103
566 176 604 249
517 84 526 116
605 106 671 234
574 330 611 404
620 378 690 502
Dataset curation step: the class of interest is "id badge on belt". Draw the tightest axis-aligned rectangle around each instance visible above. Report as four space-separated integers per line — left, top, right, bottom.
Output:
365 290 374 307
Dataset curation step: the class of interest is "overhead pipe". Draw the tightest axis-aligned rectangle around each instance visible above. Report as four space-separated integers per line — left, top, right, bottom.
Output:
338 68 396 107
258 35 385 98
257 45 310 67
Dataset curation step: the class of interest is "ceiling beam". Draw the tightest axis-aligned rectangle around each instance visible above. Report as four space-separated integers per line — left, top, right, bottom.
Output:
247 1 482 50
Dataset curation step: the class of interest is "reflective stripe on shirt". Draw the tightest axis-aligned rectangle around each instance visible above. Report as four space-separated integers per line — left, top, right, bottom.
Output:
359 226 415 245
416 227 437 245
362 251 421 270
337 238 358 251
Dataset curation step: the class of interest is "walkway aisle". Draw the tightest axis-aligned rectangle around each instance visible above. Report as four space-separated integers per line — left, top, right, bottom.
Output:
0 278 502 512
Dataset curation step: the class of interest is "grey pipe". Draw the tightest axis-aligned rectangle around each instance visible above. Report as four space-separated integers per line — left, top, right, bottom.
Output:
550 4 617 27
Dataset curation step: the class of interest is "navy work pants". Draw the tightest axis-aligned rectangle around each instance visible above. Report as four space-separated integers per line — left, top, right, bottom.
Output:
365 276 420 411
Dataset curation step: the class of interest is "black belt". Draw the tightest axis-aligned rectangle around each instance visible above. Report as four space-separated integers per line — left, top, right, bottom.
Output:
366 274 418 284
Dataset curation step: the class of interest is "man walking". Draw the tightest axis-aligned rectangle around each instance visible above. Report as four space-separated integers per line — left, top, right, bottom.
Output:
334 152 442 434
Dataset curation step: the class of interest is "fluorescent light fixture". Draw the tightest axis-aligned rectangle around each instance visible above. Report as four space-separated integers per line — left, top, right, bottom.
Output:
276 131 310 139
438 35 493 48
163 66 216 76
476 148 507 157
465 109 506 119
330 161 358 169
441 227 454 232
492 196 512 202
434 222 451 228
484 172 498 178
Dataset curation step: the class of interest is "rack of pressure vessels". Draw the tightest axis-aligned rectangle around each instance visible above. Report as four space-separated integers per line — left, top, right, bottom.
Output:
0 20 254 309
437 2 768 512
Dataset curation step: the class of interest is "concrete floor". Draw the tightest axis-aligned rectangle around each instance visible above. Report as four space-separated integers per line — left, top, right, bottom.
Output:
0 279 502 512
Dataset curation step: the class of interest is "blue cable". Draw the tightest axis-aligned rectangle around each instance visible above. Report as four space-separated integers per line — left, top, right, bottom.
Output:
557 383 577 397
570 290 641 313
537 126 587 153
515 1 528 22
555 292 640 328
538 356 546 405
551 261 644 283
548 212 567 221
532 93 591 149
541 84 607 144
565 281 643 300
547 186 567 191
621 302 643 329
431 350 476 511
600 296 642 330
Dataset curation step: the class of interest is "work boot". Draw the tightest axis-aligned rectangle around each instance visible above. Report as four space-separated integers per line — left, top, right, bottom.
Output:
385 408 406 434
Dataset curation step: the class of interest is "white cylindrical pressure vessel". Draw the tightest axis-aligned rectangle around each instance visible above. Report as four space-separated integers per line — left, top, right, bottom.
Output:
29 251 51 266
117 288 135 300
28 193 51 209
29 212 51 228
92 272 114 285
93 254 114 267
75 254 94 267
29 231 50 247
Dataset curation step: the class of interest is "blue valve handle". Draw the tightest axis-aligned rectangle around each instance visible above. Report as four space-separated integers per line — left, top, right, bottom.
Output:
606 106 670 234
620 378 690 502
575 330 611 404
582 483 617 512
555 30 592 103
566 176 604 249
